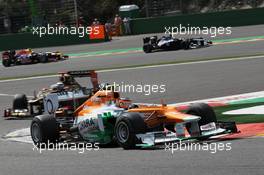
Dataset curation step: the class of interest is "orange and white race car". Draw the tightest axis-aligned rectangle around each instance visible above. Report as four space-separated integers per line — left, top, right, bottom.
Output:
30 85 238 149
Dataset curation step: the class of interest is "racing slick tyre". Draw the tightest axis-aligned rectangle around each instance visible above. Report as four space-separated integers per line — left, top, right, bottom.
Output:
183 39 191 50
186 103 217 139
13 94 28 110
186 103 217 126
2 59 11 67
31 114 59 147
114 112 147 149
39 55 48 63
143 44 152 53
31 53 40 63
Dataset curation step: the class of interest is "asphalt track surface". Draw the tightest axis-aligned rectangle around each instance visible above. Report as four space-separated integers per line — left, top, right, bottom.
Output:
0 25 264 175
1 24 264 79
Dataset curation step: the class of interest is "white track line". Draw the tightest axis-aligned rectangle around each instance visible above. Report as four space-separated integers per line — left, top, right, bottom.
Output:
137 91 264 107
0 54 264 84
168 90 264 106
0 93 16 97
0 75 58 83
0 93 34 98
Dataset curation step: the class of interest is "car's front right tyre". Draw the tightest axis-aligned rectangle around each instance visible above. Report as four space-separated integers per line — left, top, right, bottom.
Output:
143 44 152 53
2 59 11 67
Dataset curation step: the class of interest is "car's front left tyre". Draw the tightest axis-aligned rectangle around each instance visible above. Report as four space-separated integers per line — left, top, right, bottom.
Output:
31 115 59 147
114 112 146 149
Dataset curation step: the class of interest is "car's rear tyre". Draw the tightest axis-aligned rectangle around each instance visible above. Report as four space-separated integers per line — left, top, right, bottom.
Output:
143 44 152 53
2 59 11 67
13 94 28 110
186 103 217 126
183 39 190 50
31 114 59 147
39 55 48 63
114 112 146 149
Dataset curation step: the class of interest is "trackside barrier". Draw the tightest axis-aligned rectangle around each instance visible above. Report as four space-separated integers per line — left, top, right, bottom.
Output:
0 26 108 51
130 8 264 34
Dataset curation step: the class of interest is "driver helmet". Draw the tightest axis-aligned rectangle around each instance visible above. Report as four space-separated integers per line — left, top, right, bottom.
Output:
60 74 73 85
92 97 102 105
50 83 60 91
117 97 132 109
56 82 64 91
150 36 157 44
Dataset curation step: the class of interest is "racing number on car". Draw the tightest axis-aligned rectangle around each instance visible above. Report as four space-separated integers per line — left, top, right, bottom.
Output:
46 99 54 114
43 94 59 115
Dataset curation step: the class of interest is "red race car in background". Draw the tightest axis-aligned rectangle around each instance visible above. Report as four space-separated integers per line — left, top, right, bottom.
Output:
2 48 69 67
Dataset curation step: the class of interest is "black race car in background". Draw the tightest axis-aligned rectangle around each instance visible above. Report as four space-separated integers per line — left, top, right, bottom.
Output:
3 70 100 119
2 49 69 67
143 35 212 53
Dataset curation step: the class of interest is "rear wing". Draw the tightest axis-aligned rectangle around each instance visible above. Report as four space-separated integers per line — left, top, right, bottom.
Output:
59 70 99 91
143 37 150 44
59 70 97 77
143 36 158 44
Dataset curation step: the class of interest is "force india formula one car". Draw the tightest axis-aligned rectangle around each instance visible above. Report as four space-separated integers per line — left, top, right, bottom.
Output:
3 70 100 119
143 35 212 53
2 49 69 67
30 87 238 149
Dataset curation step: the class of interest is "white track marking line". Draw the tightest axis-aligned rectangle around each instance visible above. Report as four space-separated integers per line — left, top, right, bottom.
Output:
138 91 264 107
0 54 264 83
0 93 16 97
0 93 34 98
168 90 264 107
214 38 264 45
223 105 264 115
0 75 58 83
98 55 264 73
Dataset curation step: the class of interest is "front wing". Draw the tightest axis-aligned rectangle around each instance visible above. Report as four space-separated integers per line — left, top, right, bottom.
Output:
136 122 236 147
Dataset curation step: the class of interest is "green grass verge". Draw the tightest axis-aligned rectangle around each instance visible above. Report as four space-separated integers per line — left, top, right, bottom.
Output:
215 102 264 124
